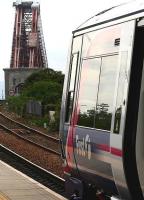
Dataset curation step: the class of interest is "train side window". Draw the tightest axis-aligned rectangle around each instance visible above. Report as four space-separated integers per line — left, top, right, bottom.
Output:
77 57 101 127
82 24 121 57
65 53 79 123
95 55 119 131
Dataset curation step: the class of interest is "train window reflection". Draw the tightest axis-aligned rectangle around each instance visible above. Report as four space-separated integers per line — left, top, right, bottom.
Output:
77 57 101 127
82 25 121 57
69 54 78 91
113 52 128 133
95 55 119 130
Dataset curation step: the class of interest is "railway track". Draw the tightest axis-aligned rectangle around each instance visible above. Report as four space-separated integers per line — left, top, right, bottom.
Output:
0 144 65 196
0 112 61 155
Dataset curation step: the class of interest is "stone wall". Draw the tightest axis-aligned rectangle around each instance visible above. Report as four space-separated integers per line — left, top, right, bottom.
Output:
3 68 41 98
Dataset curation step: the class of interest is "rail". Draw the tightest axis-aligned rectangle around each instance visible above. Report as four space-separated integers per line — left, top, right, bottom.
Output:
0 144 65 196
0 112 61 155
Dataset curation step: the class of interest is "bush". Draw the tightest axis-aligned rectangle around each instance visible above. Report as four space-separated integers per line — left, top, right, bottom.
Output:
7 96 28 116
7 68 64 131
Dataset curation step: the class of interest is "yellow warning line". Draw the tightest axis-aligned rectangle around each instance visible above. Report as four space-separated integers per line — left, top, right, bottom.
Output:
0 193 9 200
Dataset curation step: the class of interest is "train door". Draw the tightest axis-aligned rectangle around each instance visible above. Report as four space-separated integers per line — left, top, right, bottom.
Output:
111 20 144 199
73 23 124 195
63 35 83 176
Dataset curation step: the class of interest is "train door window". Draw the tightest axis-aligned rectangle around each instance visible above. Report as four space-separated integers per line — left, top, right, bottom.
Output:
77 57 101 127
95 55 119 131
113 52 128 133
65 53 79 123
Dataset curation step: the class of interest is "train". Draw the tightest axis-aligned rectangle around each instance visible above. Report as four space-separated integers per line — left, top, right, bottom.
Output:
59 1 144 199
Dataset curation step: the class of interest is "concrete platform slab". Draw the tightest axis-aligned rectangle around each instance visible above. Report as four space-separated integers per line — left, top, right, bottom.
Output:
0 161 67 200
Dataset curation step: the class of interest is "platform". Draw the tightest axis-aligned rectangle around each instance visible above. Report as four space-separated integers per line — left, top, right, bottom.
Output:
0 161 67 200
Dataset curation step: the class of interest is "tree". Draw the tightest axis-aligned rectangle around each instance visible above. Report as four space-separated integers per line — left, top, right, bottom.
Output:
22 68 64 104
7 68 64 130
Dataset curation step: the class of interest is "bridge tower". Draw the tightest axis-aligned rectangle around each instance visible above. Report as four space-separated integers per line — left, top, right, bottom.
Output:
4 0 48 98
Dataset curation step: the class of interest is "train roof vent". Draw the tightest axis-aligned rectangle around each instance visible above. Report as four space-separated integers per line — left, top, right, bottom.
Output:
114 38 120 46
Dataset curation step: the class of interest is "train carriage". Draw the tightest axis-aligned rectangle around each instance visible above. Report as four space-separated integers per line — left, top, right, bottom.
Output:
59 1 144 199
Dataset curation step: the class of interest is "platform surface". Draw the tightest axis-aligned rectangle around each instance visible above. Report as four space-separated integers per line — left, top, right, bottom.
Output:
0 161 67 200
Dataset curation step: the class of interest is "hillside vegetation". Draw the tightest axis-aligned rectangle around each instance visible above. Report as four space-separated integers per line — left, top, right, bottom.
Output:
7 68 64 131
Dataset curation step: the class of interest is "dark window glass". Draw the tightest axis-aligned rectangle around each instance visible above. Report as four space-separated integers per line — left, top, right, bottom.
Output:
65 53 79 123
77 58 101 127
95 55 119 131
69 55 78 91
65 92 74 123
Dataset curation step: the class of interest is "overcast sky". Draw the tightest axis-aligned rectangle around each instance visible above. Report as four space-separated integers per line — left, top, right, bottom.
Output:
0 0 132 84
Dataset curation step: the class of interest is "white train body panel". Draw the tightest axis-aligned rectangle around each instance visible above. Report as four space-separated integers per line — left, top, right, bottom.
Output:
59 1 144 199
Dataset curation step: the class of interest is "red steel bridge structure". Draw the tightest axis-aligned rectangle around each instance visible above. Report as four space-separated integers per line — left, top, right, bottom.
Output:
4 0 48 98
10 0 48 69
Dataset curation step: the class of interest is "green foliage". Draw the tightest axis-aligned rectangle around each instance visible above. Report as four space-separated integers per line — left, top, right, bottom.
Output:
26 115 49 127
24 68 64 88
7 96 28 116
22 81 63 104
22 68 64 108
7 68 64 131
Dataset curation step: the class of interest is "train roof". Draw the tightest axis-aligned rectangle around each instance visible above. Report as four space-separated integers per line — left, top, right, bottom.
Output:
74 0 144 33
